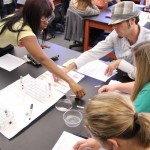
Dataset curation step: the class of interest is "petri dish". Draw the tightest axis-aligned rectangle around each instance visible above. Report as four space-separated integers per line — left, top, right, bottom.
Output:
55 98 72 112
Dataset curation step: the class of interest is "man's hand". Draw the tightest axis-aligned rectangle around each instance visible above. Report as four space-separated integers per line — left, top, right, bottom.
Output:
105 59 121 76
73 138 100 150
52 67 70 82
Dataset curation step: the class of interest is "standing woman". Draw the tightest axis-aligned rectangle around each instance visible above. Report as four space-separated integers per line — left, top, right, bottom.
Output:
0 0 86 98
68 0 105 48
74 92 150 150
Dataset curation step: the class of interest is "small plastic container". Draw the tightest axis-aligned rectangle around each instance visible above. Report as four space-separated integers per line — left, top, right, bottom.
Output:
55 99 72 112
63 109 83 127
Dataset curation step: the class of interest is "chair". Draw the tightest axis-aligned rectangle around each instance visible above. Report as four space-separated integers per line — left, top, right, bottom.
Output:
64 9 84 49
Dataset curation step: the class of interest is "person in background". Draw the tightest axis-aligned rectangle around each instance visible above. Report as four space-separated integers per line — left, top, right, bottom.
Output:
0 0 85 98
64 1 150 80
68 0 105 50
99 41 150 113
69 0 100 16
92 0 108 10
0 0 16 19
74 92 150 150
61 0 70 15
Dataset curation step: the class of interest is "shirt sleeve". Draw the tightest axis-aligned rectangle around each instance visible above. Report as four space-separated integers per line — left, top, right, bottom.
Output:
134 89 150 113
84 5 100 16
118 59 136 79
74 31 116 68
18 25 35 43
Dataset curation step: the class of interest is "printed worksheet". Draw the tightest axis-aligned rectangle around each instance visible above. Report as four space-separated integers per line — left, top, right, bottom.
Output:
77 60 117 82
38 68 85 93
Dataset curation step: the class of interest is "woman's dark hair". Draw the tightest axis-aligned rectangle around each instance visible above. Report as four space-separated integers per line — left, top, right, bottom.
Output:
0 0 52 41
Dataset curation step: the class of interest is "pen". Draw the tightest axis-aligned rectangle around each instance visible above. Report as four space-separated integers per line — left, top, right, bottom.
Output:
73 133 88 139
29 104 33 120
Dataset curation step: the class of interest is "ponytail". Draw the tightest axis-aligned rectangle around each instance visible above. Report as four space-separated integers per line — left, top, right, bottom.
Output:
136 114 150 148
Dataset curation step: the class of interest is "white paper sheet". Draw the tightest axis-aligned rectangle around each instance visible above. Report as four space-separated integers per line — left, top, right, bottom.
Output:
139 11 150 26
53 131 108 150
0 74 64 139
52 131 84 150
77 60 117 82
38 68 85 94
0 54 25 71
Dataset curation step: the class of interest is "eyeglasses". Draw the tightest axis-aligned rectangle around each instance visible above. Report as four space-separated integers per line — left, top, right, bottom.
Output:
41 16 51 22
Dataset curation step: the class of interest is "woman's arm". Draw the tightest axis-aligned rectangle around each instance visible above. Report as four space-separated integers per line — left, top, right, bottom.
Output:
21 36 86 98
99 82 135 94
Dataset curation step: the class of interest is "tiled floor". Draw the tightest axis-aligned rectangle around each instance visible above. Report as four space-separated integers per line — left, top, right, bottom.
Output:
48 32 83 53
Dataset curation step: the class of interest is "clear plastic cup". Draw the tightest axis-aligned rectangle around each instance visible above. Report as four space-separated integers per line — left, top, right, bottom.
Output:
63 109 83 127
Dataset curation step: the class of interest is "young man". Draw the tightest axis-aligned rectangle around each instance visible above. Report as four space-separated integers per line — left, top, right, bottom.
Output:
64 1 150 79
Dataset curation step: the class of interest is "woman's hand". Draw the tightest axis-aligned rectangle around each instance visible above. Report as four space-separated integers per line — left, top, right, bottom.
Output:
52 75 86 98
52 67 86 98
105 59 121 76
41 43 50 49
69 81 86 99
73 138 100 150
98 84 118 93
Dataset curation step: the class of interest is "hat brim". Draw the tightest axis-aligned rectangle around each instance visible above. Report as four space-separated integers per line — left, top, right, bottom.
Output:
109 13 140 25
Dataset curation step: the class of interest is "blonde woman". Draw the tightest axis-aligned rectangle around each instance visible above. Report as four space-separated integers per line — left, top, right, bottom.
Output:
99 41 150 113
69 0 100 16
74 92 150 150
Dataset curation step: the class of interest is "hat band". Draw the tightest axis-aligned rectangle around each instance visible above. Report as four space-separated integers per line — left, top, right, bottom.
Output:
111 11 139 20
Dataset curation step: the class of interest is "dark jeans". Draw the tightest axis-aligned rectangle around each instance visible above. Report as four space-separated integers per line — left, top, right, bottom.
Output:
61 0 70 15
0 3 15 19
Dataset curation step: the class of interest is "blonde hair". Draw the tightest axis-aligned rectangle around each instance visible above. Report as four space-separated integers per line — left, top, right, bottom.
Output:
85 92 150 148
131 41 150 101
75 0 93 9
